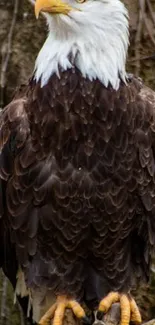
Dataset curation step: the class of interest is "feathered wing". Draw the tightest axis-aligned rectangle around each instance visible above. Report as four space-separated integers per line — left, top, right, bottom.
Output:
0 108 12 269
0 91 34 267
0 76 89 297
0 176 5 268
136 84 155 257
89 80 155 292
0 96 35 323
0 176 4 221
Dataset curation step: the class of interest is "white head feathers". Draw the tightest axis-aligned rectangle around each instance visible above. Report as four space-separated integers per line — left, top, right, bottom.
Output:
34 0 129 90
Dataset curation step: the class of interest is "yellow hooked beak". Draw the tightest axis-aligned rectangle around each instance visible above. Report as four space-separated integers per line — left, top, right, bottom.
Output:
35 0 74 18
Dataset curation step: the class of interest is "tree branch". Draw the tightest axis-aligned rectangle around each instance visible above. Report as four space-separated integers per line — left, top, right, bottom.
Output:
0 0 19 109
0 275 8 325
146 0 155 26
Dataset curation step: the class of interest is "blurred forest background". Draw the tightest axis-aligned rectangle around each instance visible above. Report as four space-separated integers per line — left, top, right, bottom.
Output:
0 0 155 324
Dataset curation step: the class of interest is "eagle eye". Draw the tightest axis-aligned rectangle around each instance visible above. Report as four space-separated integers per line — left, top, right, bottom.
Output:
76 0 86 3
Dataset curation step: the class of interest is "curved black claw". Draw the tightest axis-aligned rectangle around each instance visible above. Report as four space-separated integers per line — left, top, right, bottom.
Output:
82 316 92 325
96 311 104 321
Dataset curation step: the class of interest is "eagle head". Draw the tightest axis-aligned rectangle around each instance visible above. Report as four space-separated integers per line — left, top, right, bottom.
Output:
34 0 129 90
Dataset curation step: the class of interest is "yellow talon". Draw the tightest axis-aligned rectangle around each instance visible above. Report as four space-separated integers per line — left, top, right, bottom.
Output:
53 300 66 325
98 292 119 313
39 295 86 325
39 303 57 325
67 300 85 318
130 297 142 324
120 294 130 325
98 292 142 325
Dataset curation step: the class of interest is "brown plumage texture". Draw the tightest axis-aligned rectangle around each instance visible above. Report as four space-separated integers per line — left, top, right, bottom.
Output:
0 69 155 308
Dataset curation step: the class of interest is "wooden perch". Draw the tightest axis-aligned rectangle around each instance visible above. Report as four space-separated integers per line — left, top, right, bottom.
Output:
102 304 155 325
61 304 155 325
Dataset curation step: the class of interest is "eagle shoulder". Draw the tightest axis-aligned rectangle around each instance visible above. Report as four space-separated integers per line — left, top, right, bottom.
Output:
0 88 30 180
139 83 155 108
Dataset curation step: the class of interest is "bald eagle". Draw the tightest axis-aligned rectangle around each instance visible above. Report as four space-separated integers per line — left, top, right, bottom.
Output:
0 0 155 324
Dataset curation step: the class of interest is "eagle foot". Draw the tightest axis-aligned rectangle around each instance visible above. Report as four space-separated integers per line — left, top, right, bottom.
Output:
39 295 88 325
97 292 142 325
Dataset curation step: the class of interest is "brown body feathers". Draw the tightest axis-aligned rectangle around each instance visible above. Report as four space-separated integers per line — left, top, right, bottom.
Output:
0 69 155 307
